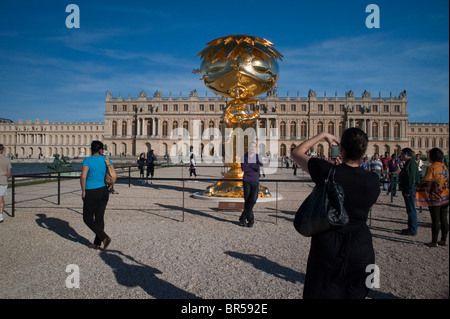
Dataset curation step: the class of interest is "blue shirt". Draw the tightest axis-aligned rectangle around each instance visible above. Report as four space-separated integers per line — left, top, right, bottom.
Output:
241 153 263 182
82 155 112 190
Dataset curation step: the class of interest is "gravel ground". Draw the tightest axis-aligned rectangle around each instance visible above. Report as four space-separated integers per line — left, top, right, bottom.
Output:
1 165 448 301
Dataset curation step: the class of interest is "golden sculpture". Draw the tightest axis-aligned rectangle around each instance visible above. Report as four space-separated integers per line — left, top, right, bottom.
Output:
196 34 283 197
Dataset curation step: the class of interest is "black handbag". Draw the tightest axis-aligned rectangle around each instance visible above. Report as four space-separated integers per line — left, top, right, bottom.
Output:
294 165 349 237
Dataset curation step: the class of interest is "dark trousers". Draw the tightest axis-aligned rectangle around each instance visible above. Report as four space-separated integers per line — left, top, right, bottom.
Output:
241 181 259 225
402 187 418 234
83 186 109 245
147 164 155 178
429 205 449 243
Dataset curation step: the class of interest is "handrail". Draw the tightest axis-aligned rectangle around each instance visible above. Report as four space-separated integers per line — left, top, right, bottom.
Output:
10 169 311 220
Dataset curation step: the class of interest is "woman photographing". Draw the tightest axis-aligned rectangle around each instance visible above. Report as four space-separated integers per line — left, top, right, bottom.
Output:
292 128 380 299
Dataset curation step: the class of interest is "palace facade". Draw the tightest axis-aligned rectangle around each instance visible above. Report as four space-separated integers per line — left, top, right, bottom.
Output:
1 89 449 160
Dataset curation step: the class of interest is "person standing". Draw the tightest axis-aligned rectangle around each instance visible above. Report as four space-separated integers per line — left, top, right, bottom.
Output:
146 149 156 184
80 141 112 250
398 148 421 236
387 153 401 197
189 153 197 180
137 153 146 180
416 154 424 178
0 144 12 223
416 148 449 247
292 128 380 299
369 153 383 181
239 141 263 228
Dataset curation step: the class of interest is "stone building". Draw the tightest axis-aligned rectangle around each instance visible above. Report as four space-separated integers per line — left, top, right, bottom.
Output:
103 89 444 159
1 89 448 160
0 119 104 158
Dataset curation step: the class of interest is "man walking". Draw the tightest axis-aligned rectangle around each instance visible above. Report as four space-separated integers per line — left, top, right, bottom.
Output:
0 144 12 223
399 148 421 235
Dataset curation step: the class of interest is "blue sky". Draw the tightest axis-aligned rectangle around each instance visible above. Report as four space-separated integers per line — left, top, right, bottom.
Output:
0 0 448 123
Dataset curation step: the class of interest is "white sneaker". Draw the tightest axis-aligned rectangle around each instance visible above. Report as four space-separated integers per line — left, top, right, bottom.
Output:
0 215 4 223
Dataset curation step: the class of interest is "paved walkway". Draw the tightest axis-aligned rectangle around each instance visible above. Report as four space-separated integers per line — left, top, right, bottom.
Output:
1 164 448 301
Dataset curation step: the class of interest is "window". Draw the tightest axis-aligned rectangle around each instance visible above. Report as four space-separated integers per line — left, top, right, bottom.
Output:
162 121 168 136
183 121 189 136
317 121 324 134
122 105 127 112
318 104 323 112
163 104 168 112
173 104 178 112
383 122 389 138
394 105 400 112
280 121 286 137
290 122 296 137
394 122 400 138
200 121 205 137
131 120 136 136
132 105 137 112
328 121 335 135
147 120 153 136
300 121 307 138
113 105 117 112
372 122 379 138
199 104 204 111
372 105 378 112
184 104 189 112
280 144 286 157
219 104 225 111
291 104 296 112
281 104 286 112
209 104 214 111
208 121 215 137
328 104 334 112
121 121 127 136
301 104 307 112
383 105 389 112
112 121 117 136
173 121 179 136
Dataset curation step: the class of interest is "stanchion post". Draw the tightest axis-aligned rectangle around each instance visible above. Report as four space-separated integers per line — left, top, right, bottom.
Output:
182 178 185 222
12 176 15 217
275 180 278 225
57 172 61 205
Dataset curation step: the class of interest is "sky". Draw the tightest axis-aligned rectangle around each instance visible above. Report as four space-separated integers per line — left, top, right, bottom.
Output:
0 0 448 123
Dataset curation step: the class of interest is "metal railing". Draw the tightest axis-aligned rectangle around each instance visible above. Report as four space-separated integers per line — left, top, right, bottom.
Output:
9 164 311 224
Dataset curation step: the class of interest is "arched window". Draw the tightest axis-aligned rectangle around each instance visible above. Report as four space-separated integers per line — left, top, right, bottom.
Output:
173 121 179 136
290 121 296 137
162 121 168 136
183 121 189 136
209 121 215 138
328 121 335 135
147 120 153 136
112 121 117 136
372 122 379 138
280 144 286 157
317 121 324 134
121 121 127 136
280 121 286 137
300 121 307 138
394 122 400 138
383 122 389 138
200 121 205 138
